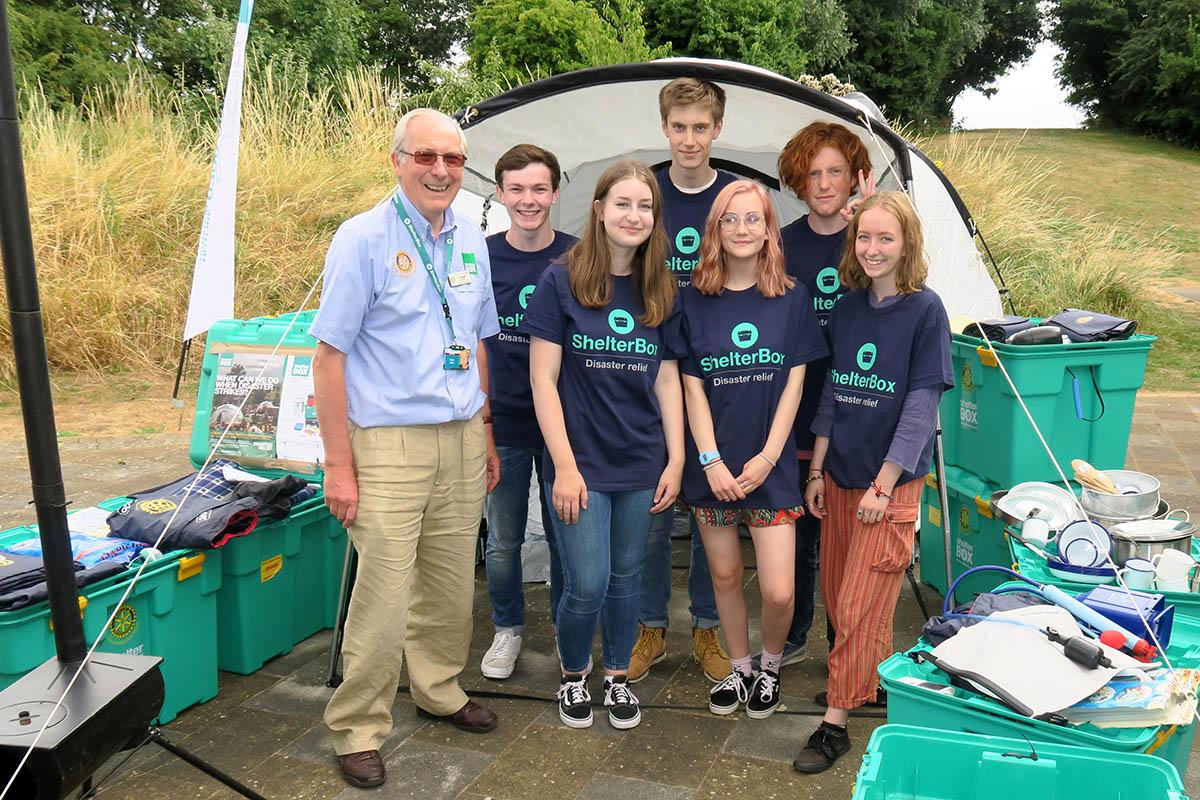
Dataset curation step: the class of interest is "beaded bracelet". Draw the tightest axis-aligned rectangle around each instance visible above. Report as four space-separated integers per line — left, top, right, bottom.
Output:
806 471 824 485
871 480 893 500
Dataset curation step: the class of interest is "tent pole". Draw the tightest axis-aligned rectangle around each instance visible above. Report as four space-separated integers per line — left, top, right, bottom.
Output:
934 412 954 603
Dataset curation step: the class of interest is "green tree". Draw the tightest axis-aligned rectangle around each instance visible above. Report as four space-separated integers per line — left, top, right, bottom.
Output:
357 0 473 86
1050 0 1200 146
8 0 136 106
467 0 668 85
937 0 1041 109
640 0 849 79
833 0 990 123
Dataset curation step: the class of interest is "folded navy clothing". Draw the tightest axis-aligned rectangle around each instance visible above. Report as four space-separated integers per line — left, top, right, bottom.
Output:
961 316 1034 342
0 551 59 595
0 560 126 612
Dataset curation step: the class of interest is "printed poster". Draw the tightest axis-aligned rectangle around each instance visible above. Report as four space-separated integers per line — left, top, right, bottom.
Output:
211 351 283 460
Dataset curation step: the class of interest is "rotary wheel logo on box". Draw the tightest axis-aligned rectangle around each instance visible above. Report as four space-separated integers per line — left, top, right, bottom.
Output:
959 508 971 533
109 602 138 642
961 363 974 392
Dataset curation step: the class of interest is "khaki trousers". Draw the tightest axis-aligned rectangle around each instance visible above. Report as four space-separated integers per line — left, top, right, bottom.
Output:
324 413 486 755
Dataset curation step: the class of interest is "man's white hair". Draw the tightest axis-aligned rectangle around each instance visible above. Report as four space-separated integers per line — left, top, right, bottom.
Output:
391 108 468 158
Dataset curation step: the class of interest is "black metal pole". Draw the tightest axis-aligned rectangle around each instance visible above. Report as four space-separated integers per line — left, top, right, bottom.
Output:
148 730 268 800
0 0 86 661
171 337 191 401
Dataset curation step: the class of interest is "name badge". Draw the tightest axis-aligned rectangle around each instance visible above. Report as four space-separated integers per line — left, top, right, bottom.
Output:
462 252 479 275
443 344 470 370
448 270 473 287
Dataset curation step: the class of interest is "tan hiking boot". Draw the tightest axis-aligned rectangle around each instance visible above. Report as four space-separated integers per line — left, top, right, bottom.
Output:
627 625 666 683
692 627 731 682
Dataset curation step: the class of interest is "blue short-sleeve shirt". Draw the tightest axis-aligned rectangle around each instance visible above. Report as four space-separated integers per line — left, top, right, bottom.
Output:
309 189 501 427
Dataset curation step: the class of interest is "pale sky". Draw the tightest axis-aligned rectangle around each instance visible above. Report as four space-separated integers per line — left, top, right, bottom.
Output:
953 39 1087 130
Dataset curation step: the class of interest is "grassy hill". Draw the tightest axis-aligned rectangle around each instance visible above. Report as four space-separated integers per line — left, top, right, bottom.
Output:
938 129 1200 284
925 128 1200 392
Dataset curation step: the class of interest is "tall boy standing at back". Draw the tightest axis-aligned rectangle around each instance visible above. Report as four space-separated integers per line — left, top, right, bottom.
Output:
629 78 735 683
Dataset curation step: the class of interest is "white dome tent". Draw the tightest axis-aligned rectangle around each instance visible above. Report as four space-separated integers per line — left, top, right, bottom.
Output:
439 58 1007 599
449 57 1009 321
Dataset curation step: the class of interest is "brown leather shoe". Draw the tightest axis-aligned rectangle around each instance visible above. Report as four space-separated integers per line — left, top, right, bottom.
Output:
416 699 498 733
337 749 385 788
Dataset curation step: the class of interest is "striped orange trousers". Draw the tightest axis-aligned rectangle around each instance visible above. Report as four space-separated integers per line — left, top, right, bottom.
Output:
820 476 921 709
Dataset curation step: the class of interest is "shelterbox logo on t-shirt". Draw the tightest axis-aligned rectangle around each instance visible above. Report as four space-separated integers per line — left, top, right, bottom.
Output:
831 340 896 393
668 226 702 273
699 321 785 373
814 266 843 314
499 283 538 329
571 307 658 355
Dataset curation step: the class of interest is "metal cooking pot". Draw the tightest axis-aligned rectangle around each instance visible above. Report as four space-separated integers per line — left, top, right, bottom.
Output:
1081 470 1161 519
1108 518 1196 567
1087 499 1184 529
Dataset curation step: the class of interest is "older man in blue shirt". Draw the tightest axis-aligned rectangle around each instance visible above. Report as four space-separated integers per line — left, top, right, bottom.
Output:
312 108 502 790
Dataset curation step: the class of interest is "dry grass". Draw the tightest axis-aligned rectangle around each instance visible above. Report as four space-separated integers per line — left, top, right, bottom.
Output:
0 68 397 381
920 131 1199 390
2 73 1195 391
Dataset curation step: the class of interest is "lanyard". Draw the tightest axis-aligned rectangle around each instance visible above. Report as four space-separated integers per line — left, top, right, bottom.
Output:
392 193 458 343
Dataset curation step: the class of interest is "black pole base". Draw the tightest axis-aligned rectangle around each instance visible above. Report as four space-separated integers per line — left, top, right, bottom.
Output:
146 729 267 800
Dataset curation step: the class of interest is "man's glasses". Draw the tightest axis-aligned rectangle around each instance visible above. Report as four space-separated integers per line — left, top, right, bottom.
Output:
718 212 766 231
400 149 467 169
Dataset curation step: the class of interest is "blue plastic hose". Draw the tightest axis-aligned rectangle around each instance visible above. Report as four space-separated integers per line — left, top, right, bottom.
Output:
942 565 1036 614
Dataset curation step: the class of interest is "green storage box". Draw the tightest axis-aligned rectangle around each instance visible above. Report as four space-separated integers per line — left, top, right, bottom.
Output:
940 331 1154 488
919 467 1008 603
879 643 1196 776
192 312 346 673
191 311 322 481
853 724 1187 800
0 517 220 724
214 493 344 674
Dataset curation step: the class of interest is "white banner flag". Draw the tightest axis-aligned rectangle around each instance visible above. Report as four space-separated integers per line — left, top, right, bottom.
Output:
183 0 255 341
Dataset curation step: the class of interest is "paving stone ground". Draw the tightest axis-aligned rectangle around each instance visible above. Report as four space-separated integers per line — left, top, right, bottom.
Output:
0 394 1196 799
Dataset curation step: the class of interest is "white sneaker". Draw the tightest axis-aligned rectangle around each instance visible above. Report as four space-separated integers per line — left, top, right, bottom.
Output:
480 628 522 679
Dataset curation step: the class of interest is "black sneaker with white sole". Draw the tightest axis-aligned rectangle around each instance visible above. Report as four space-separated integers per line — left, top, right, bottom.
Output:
603 676 641 729
708 671 753 715
557 675 593 728
746 669 782 719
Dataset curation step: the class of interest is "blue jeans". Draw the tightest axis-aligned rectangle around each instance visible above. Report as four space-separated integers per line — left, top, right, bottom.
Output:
484 446 560 632
787 505 821 649
640 509 719 630
548 486 656 673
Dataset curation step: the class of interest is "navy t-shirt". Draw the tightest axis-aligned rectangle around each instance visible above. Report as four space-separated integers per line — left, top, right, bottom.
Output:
484 231 578 448
679 283 828 509
824 288 954 489
782 215 847 452
656 168 738 288
521 263 685 492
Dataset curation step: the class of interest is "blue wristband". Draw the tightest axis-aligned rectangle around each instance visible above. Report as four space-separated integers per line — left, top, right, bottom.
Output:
698 450 722 467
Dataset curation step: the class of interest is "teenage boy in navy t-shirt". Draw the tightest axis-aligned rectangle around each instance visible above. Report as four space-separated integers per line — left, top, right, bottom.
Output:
480 144 578 681
630 77 737 684
773 123 874 667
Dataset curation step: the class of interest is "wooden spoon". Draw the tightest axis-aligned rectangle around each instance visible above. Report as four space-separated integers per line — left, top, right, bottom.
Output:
1072 459 1121 494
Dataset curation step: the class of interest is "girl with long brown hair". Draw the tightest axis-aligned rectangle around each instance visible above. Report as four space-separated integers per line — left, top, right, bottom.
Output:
522 160 685 731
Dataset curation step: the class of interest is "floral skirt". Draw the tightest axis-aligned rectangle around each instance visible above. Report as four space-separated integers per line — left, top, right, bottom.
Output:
690 505 805 528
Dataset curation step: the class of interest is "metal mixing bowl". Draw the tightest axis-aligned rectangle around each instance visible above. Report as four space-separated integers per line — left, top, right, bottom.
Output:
1080 470 1161 519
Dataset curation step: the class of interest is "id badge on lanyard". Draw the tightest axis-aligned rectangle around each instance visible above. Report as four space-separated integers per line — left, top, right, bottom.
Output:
393 194 471 370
